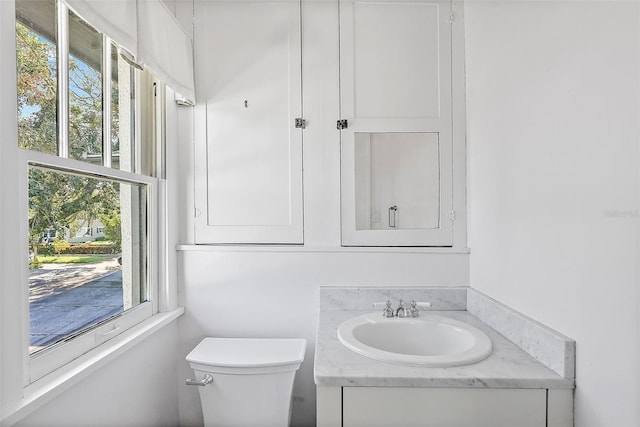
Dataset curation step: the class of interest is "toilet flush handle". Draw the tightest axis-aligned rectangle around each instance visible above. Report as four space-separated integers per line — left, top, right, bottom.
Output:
185 374 214 386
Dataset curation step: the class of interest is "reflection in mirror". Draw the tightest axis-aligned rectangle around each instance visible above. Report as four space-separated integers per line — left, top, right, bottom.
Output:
354 132 440 230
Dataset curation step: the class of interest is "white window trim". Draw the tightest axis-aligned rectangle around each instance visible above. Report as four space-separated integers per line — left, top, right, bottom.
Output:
17 0 163 380
21 150 160 383
0 0 182 423
1 129 182 426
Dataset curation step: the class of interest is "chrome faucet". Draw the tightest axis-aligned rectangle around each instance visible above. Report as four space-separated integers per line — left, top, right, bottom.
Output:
395 300 410 318
408 300 431 317
373 300 431 317
372 300 395 318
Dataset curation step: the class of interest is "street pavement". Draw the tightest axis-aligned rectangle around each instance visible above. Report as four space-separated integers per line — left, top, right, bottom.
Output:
29 259 124 352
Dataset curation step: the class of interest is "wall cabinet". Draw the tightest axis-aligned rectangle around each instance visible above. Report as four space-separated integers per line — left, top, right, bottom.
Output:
192 0 464 246
339 0 459 246
317 386 573 427
193 0 303 244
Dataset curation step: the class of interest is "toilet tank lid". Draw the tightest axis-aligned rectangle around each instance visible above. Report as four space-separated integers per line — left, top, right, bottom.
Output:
186 338 306 368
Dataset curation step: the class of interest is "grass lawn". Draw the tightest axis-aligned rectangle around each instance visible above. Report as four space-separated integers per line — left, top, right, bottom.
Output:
36 254 115 264
88 240 116 246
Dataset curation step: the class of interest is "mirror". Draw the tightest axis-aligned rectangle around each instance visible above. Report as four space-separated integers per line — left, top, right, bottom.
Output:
354 132 440 230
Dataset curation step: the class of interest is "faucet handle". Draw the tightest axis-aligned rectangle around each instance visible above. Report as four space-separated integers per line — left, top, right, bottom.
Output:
408 300 431 317
373 300 394 317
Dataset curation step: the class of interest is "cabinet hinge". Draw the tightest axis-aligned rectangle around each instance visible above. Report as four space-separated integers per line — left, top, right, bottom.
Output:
449 210 456 221
449 11 454 24
337 119 348 130
295 118 306 129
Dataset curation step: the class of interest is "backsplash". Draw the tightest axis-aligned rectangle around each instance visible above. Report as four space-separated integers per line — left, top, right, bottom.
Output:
467 289 575 379
319 286 468 311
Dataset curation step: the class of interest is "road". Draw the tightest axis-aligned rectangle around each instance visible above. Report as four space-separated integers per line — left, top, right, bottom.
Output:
28 257 124 352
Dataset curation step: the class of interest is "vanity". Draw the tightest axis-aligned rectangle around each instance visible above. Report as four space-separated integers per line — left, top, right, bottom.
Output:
314 287 575 427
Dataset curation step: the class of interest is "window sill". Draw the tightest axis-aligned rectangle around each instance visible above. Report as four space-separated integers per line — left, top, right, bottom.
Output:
2 307 184 425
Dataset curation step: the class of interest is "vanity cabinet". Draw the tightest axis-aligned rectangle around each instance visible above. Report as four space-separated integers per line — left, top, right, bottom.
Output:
193 1 303 244
317 386 573 427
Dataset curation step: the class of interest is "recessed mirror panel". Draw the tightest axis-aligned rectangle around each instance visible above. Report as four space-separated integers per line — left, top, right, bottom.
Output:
354 132 440 231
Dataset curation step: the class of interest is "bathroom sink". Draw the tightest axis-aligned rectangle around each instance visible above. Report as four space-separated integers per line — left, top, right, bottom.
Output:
337 312 493 367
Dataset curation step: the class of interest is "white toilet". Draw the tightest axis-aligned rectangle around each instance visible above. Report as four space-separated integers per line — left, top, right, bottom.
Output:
186 337 306 427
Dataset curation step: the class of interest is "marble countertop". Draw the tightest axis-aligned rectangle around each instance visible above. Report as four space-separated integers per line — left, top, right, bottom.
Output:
314 309 575 389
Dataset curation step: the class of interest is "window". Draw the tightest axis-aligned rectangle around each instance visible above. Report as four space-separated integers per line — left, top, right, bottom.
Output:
16 0 159 382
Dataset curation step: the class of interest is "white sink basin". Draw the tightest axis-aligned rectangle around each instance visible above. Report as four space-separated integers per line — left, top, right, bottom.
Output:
337 312 493 367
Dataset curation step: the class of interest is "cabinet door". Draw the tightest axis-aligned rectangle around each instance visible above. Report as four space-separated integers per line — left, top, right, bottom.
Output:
339 0 453 246
343 387 547 427
193 1 303 244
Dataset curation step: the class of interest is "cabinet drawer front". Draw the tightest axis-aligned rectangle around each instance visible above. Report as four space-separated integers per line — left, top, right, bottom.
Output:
343 387 546 427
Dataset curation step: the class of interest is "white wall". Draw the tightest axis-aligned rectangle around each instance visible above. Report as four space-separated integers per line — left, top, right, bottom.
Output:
175 1 469 426
176 251 469 426
17 323 180 427
0 0 22 419
466 1 639 426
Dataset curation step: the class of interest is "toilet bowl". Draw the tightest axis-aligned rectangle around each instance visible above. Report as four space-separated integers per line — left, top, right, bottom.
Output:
186 337 306 427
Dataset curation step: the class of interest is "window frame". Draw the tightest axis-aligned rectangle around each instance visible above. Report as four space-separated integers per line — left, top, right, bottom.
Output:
21 151 159 384
1 0 182 422
14 0 162 385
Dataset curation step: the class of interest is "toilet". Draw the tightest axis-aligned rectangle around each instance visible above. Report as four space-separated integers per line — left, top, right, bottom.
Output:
186 337 306 427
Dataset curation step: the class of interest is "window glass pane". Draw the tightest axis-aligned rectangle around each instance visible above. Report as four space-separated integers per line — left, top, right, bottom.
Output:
28 166 149 355
16 0 58 155
112 43 136 172
68 10 103 163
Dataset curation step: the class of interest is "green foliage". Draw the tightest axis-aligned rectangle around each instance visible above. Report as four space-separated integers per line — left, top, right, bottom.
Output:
35 244 54 257
100 210 122 248
18 22 122 250
29 258 42 270
16 23 57 154
35 243 119 255
36 255 112 264
62 244 120 255
68 58 103 159
27 166 122 252
52 236 70 255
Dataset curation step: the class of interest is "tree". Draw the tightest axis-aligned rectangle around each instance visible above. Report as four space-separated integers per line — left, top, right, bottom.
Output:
16 23 57 154
53 236 69 255
100 210 122 248
18 22 122 258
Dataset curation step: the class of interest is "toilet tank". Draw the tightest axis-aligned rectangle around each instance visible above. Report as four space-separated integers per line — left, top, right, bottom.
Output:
186 338 306 427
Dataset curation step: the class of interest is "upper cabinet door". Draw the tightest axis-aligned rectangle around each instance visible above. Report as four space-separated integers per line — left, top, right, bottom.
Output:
339 0 454 246
193 0 303 244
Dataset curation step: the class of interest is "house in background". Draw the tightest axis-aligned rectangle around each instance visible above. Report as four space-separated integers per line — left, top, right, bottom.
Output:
40 221 106 244
66 219 106 244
